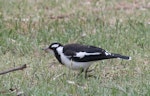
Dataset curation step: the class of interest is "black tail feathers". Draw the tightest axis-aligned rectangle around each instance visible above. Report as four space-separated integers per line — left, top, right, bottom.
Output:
111 53 131 60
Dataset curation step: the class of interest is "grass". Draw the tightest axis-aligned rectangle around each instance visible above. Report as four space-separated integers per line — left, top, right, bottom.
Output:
0 0 150 95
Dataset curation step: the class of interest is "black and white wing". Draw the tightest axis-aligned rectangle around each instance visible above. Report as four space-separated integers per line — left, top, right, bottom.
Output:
63 44 110 62
63 43 131 62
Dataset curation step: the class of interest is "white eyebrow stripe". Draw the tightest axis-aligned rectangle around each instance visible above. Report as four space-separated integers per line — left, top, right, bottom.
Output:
75 52 101 58
51 44 59 48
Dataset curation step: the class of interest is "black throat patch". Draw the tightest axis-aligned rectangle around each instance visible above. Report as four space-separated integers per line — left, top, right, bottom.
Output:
53 50 64 65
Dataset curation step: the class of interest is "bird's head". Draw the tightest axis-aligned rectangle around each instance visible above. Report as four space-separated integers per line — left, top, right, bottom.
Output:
49 42 63 50
43 42 63 53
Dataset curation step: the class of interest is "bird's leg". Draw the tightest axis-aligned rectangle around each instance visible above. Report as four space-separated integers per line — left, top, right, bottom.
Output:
85 68 96 78
70 59 73 68
85 68 89 78
77 68 84 76
87 64 98 73
86 69 94 72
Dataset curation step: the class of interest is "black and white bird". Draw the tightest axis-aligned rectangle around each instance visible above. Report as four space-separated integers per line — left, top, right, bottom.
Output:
43 42 131 77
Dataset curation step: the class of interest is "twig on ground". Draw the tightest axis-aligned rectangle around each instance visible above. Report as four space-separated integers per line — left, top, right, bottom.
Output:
0 64 27 75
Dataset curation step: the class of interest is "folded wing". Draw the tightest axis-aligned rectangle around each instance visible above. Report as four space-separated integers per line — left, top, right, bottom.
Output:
63 44 108 62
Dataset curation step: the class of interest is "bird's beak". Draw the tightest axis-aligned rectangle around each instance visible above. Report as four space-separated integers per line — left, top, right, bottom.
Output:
42 47 50 52
42 47 54 54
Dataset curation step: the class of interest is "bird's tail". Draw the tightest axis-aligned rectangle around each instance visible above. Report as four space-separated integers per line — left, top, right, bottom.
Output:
110 53 131 60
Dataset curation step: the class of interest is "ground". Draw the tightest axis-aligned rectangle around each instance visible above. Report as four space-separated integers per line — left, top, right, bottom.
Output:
0 0 150 96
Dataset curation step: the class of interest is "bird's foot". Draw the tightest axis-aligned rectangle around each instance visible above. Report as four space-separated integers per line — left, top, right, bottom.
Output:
85 74 96 78
86 69 95 73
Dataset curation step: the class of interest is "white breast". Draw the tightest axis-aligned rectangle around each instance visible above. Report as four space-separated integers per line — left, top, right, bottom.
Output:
56 47 92 70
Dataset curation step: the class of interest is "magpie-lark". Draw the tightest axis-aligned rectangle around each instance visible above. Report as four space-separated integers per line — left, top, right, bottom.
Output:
43 42 131 77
